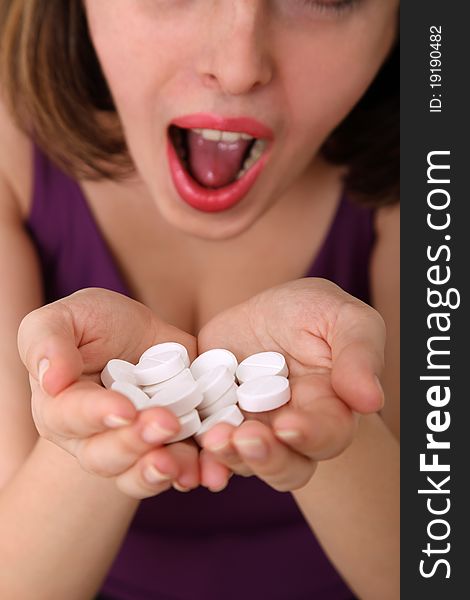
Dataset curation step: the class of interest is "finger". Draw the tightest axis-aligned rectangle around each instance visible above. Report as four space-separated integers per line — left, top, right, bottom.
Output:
267 375 358 460
200 423 254 477
63 288 198 366
164 440 201 490
72 406 182 477
115 441 200 499
199 449 232 492
35 379 139 440
18 302 84 397
18 289 199 397
330 301 386 413
232 421 316 492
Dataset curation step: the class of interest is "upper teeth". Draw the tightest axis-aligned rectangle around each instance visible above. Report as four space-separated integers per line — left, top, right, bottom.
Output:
192 128 254 142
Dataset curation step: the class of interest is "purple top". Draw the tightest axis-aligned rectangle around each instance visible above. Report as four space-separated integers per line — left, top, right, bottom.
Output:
27 144 375 600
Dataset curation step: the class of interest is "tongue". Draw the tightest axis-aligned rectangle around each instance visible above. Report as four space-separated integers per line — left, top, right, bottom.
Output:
186 130 252 188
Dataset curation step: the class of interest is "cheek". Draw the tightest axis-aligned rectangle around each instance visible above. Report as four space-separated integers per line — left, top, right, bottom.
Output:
281 18 397 151
85 4 190 122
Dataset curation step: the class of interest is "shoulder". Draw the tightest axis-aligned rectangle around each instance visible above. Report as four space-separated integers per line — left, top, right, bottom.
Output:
0 91 33 220
374 201 400 238
370 202 400 290
369 201 399 312
370 202 400 437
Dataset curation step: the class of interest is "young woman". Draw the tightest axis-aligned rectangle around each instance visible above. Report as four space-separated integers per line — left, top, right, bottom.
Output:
0 1 400 598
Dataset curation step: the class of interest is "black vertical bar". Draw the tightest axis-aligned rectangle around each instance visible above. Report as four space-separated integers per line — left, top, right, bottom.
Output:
401 2 469 598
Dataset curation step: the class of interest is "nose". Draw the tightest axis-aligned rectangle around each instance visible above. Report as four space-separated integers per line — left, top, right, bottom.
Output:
198 2 274 96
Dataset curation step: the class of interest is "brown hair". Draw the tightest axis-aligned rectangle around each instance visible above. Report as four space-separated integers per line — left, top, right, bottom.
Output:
0 0 399 204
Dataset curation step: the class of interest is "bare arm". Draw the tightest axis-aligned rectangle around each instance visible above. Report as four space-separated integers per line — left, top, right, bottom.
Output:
0 165 145 598
293 415 399 600
292 204 400 599
0 440 140 599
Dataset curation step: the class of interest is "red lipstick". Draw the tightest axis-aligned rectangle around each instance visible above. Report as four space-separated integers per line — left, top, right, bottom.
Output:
167 113 273 213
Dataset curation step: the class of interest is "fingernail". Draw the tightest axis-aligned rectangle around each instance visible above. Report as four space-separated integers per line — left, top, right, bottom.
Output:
144 465 172 484
209 481 228 493
173 482 191 493
374 375 385 409
207 440 230 453
275 430 302 443
234 437 268 461
104 414 133 429
142 422 177 444
38 358 50 392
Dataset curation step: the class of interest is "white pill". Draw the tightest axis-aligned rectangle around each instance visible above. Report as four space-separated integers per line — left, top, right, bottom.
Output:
142 368 195 397
196 365 235 409
198 383 238 420
195 405 245 445
147 380 203 417
236 351 289 384
237 375 291 413
134 351 185 386
111 381 150 411
139 342 190 368
190 349 238 380
101 359 137 389
167 409 201 443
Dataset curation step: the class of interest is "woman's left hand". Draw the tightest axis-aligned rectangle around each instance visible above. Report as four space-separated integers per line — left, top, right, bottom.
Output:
196 278 386 492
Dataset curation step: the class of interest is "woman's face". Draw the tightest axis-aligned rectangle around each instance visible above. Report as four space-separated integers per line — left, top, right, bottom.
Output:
84 0 399 240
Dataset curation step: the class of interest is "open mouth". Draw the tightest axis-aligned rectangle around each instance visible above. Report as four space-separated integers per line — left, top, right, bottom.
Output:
166 119 272 213
169 125 268 189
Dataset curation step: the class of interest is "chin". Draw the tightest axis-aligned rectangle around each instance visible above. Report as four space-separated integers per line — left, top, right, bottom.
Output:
156 191 267 241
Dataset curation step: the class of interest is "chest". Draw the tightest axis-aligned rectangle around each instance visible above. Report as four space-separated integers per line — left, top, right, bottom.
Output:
81 181 341 335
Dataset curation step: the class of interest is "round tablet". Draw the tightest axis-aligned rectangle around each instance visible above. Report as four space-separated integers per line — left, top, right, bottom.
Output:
196 366 235 409
236 351 288 384
134 352 185 386
198 383 238 420
195 405 244 445
148 380 203 417
142 368 195 397
111 381 150 411
139 342 190 368
190 349 238 380
101 359 136 389
167 409 201 443
237 375 291 413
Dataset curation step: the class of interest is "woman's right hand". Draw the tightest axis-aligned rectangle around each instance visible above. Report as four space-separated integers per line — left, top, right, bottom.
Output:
17 288 203 499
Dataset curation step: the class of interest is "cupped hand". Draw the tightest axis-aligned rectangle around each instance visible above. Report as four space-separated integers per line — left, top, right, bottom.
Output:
197 278 386 492
18 288 201 499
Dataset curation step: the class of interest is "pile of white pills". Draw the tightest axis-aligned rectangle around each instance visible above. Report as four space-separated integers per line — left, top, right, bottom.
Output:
101 342 291 444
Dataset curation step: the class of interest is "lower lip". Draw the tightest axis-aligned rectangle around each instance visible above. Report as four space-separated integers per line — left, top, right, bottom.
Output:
166 136 269 213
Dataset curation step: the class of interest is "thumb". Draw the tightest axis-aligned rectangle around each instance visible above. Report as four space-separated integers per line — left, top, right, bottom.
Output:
330 302 386 414
17 302 84 397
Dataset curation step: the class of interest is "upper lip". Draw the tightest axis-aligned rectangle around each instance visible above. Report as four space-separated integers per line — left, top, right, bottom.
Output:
170 113 274 140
